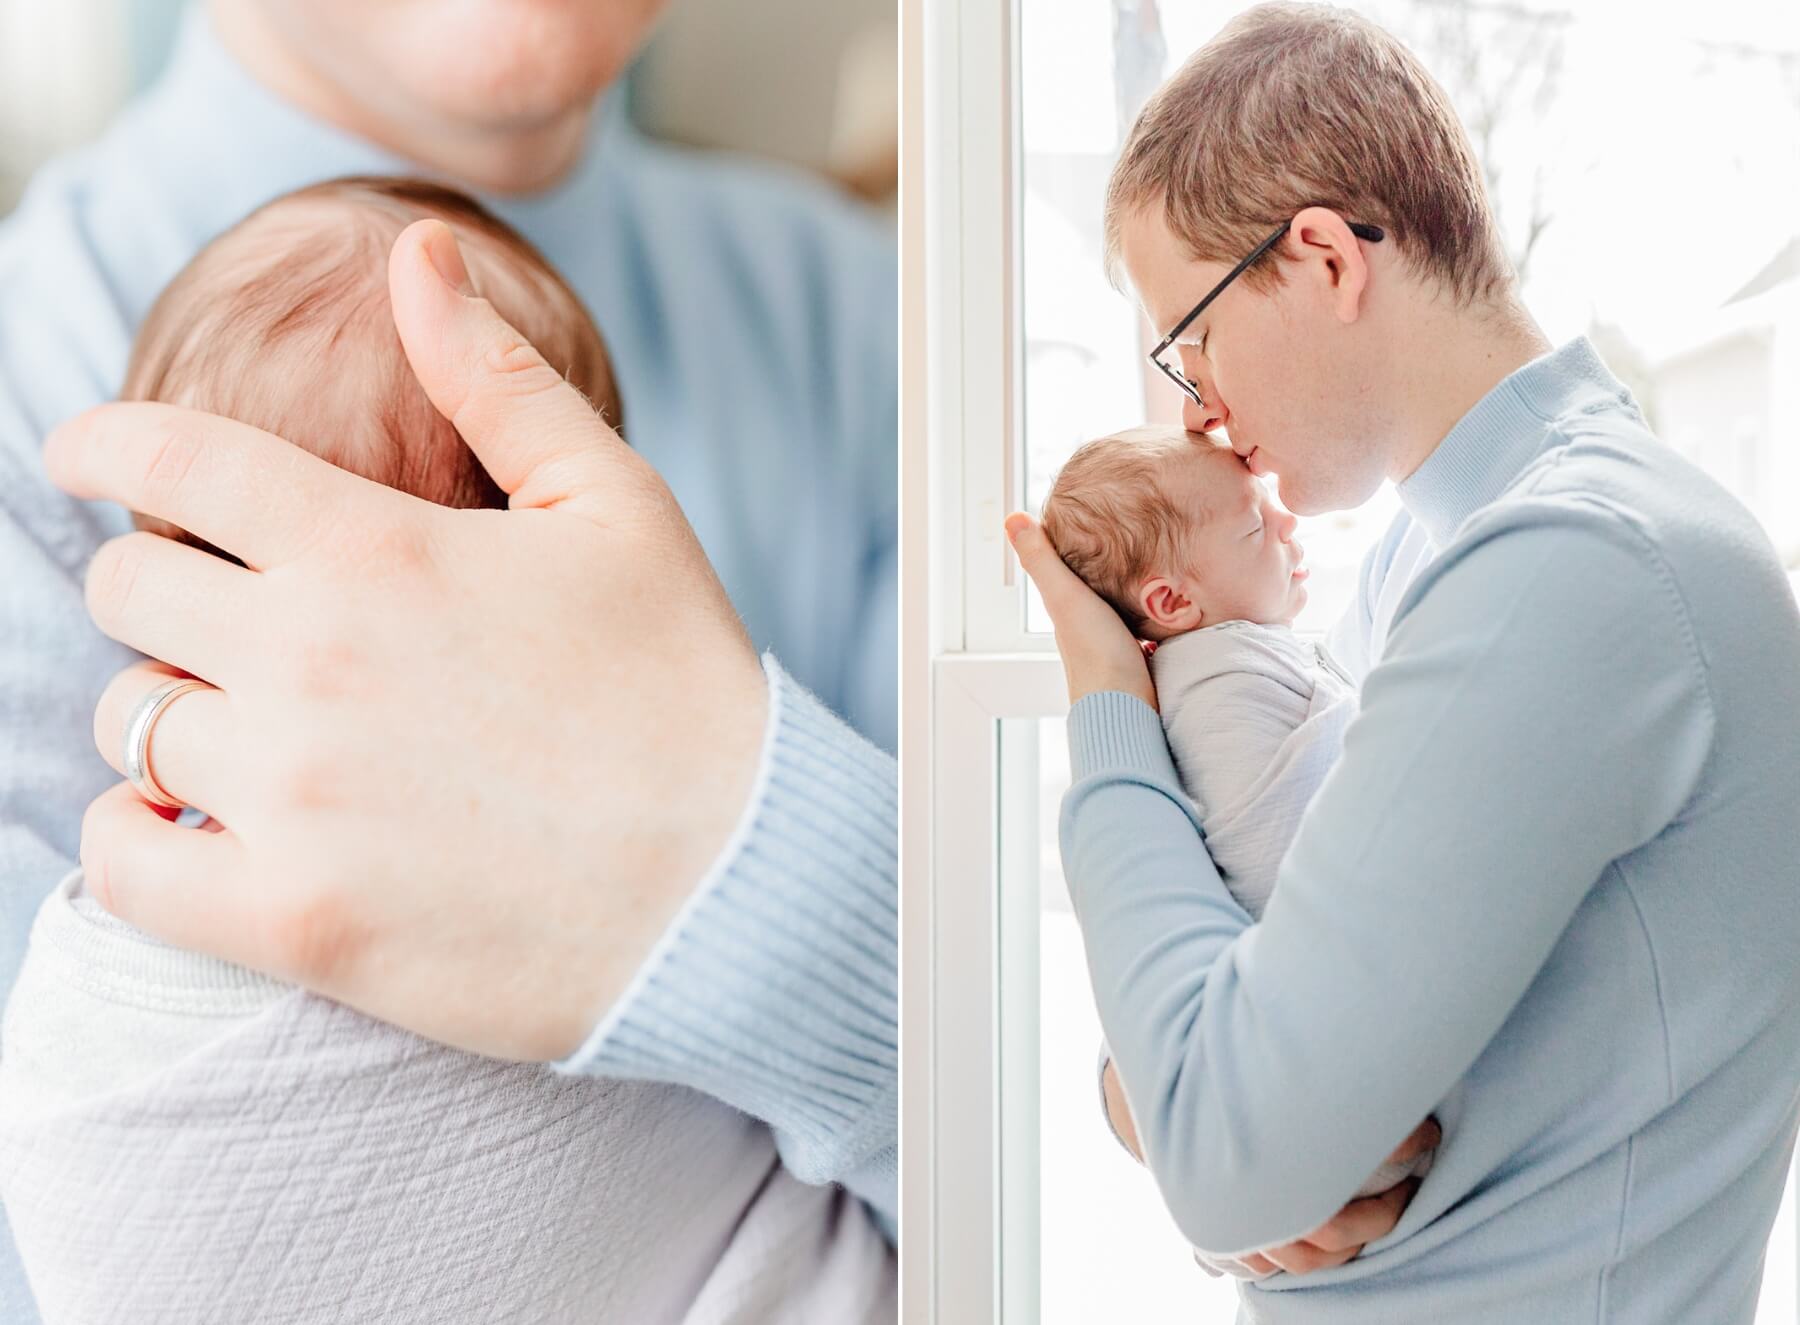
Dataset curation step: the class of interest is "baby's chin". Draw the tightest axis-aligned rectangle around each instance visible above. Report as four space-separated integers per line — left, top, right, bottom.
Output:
1266 580 1308 626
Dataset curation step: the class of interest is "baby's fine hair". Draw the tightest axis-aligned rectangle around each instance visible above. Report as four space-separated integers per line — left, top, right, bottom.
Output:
1039 424 1196 638
123 175 620 555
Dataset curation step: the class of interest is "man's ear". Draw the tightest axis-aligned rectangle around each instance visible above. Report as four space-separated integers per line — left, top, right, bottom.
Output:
1288 206 1371 326
1139 576 1205 634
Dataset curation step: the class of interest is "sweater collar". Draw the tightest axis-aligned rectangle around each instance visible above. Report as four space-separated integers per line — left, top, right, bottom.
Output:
1396 336 1636 544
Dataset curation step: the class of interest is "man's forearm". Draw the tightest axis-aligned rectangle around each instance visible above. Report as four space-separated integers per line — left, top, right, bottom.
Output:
553 656 899 1231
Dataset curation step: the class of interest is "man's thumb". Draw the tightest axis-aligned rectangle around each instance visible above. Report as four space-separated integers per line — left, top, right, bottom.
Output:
387 219 635 511
1005 511 1096 618
1004 511 1061 582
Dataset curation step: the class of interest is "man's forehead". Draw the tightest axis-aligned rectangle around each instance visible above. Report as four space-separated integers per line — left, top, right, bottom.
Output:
1118 205 1230 330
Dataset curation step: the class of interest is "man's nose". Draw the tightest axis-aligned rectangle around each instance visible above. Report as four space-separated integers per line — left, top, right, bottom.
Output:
1181 394 1230 434
1176 348 1229 434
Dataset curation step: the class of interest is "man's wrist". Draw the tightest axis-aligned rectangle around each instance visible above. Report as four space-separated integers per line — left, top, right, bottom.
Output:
1066 690 1178 786
552 656 899 1210
643 643 772 914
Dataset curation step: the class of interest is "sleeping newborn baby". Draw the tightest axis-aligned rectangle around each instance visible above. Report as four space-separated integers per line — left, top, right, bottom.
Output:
1042 424 1344 920
1041 424 1432 1212
0 178 893 1325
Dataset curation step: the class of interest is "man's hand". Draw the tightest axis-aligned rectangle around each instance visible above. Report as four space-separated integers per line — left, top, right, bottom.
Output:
1102 1059 1437 1278
48 220 769 1063
1005 513 1154 709
1232 1115 1437 1276
1101 1054 1144 1159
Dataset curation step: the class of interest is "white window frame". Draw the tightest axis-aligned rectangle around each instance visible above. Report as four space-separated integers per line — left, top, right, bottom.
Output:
936 0 1051 657
900 3 1800 1321
904 2 1069 1321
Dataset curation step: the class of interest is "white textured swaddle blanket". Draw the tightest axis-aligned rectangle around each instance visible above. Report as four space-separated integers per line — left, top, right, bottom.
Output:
1150 620 1357 922
0 871 894 1324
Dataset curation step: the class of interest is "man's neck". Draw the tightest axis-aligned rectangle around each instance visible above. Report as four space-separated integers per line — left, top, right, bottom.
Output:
207 2 593 195
1383 296 1554 485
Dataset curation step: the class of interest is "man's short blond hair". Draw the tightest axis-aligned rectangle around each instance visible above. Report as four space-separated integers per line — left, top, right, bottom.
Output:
1040 426 1196 637
1104 2 1511 306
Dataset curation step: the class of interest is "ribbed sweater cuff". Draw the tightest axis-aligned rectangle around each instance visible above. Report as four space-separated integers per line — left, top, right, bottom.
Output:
553 655 898 1192
1066 690 1179 785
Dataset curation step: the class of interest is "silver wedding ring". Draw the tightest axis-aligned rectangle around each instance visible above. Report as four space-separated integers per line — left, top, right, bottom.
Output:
122 678 210 810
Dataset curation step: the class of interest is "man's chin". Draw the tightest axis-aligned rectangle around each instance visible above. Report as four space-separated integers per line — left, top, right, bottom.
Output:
1278 471 1375 518
1275 477 1324 517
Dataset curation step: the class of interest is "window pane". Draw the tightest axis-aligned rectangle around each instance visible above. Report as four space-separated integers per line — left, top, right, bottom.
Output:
1000 717 1242 1324
1017 0 1800 641
1018 1 1167 635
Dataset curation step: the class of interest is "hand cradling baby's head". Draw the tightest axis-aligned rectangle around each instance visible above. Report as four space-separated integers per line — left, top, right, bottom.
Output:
122 176 621 560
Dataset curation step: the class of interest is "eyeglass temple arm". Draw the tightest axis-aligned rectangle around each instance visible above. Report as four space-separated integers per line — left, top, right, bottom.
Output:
1151 219 1386 356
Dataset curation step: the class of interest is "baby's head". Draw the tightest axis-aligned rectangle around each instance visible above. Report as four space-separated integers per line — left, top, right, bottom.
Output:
124 176 619 556
1040 425 1307 640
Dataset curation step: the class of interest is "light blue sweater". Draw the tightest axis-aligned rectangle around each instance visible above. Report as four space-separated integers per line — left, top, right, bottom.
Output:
1067 338 1800 1321
0 12 896 1318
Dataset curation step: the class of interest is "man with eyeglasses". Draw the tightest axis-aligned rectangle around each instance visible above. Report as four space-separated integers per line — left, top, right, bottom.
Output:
1011 6 1799 1321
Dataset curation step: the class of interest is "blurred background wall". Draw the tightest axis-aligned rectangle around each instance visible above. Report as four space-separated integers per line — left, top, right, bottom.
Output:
0 0 897 217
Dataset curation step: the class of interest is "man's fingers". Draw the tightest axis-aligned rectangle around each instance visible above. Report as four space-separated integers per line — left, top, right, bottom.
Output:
1004 510 1157 707
1004 512 1091 619
94 660 236 821
1300 1176 1421 1253
388 220 645 515
1197 1116 1440 1280
44 401 394 571
1261 1238 1361 1275
1003 510 1127 642
81 531 255 683
80 781 249 957
1387 1115 1442 1165
1259 1166 1424 1276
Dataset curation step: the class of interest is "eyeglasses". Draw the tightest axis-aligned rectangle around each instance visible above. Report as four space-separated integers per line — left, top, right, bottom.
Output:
1148 216 1385 409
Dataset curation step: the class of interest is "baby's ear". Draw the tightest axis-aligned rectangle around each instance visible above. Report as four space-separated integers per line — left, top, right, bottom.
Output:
1138 576 1204 635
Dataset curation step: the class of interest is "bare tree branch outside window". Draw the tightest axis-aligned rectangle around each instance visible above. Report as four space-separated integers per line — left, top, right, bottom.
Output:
1370 0 1571 287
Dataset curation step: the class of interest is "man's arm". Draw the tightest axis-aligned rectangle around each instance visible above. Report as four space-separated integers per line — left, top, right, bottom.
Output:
552 658 898 1233
548 187 900 1232
1062 503 1712 1255
1088 534 1393 1217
